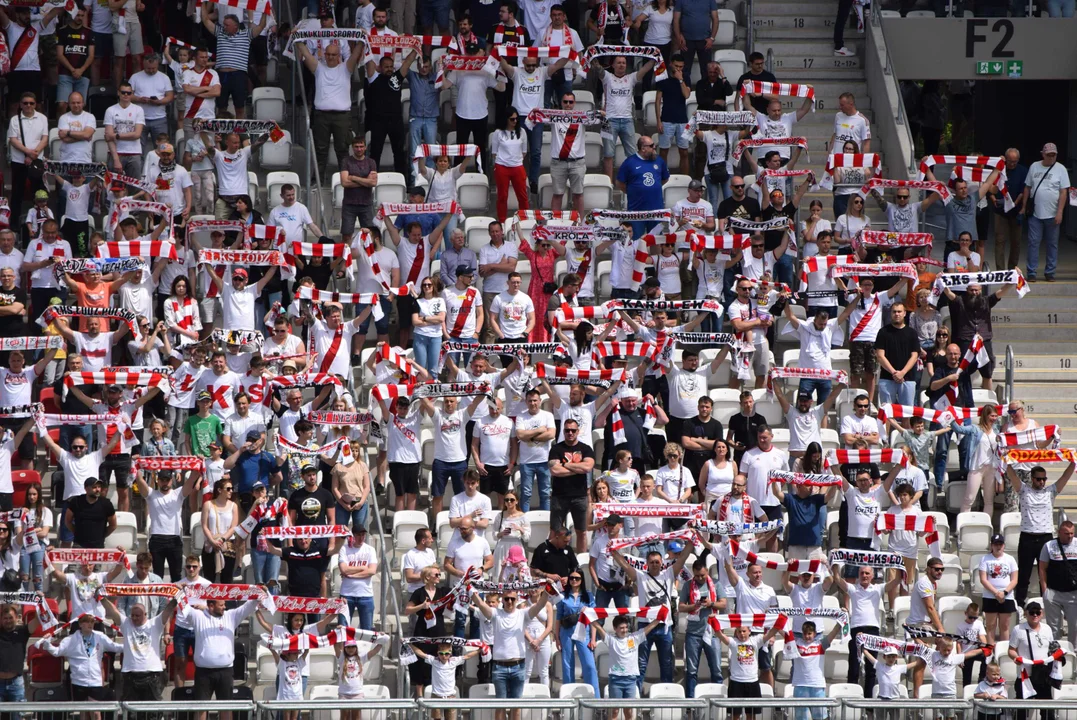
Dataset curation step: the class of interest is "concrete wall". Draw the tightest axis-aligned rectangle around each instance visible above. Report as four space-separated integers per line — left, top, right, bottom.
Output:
865 17 918 179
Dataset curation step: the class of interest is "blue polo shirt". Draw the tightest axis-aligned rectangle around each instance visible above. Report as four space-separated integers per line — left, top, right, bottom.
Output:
617 153 669 211
231 450 277 494
676 0 718 41
783 492 828 547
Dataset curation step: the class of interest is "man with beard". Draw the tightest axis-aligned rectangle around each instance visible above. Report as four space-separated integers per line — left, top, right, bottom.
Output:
936 282 1015 390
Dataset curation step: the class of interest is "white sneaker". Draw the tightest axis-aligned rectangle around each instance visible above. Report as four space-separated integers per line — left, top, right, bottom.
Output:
833 46 855 56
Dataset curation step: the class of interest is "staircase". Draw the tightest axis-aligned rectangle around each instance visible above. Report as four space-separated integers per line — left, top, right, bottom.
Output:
991 275 1077 506
750 0 870 218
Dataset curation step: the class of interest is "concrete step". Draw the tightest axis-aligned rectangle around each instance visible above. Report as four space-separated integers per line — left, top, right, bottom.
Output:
999 342 1077 354
994 296 1077 310
773 68 869 81
991 309 1077 325
1015 280 1077 296
753 16 841 29
754 2 843 16
756 28 847 41
992 324 1077 343
1002 384 1077 416
774 94 870 113
1012 369 1077 382
763 39 863 56
1016 414 1077 433
770 54 863 72
996 353 1077 370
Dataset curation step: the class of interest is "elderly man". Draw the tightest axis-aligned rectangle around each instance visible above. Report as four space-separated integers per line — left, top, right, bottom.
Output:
1021 142 1071 283
202 9 270 119
989 148 1027 271
936 282 1013 390
439 230 478 288
296 38 364 175
102 592 178 702
129 53 174 154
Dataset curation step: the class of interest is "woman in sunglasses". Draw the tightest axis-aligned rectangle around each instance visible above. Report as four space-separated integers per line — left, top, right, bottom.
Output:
404 565 450 700
200 478 239 583
555 571 600 696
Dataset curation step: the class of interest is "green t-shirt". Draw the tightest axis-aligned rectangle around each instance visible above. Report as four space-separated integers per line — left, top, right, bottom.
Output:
184 413 223 456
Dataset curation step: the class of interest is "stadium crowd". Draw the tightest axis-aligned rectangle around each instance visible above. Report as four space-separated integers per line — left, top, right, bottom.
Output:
0 0 1073 713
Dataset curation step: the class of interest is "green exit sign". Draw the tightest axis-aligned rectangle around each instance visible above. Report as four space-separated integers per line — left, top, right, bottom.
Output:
975 61 1004 75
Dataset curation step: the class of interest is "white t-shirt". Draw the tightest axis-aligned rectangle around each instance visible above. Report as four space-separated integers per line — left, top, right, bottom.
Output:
443 287 480 338
1020 482 1058 533
927 650 965 696
666 363 709 420
212 146 252 197
401 547 437 594
313 61 351 112
907 576 937 625
795 318 840 370
511 65 548 116
221 281 257 331
673 198 714 230
755 111 798 159
276 658 304 700
602 72 637 119
445 534 492 576
0 366 35 407
727 634 765 682
640 5 673 43
740 446 787 507
979 552 1019 600
876 660 907 699
180 601 258 668
656 251 681 295
491 290 534 339
119 613 166 672
57 111 96 162
514 410 555 465
846 581 883 628
130 70 174 121
832 110 871 149
450 70 498 120
356 245 399 294
58 448 105 500
195 370 241 420
734 578 777 615
605 468 639 504
66 571 108 618
386 408 422 463
789 638 830 688
181 68 221 119
840 413 881 448
448 490 492 541
632 496 668 537
7 110 48 163
173 576 212 629
338 542 378 597
61 180 92 222
147 487 185 538
414 296 446 339
477 413 514 466
477 242 519 295
786 405 825 453
490 608 528 660
426 655 466 697
22 238 72 288
788 582 825 633
607 629 647 676
556 401 595 444
946 251 981 272
74 331 115 372
269 202 314 244
433 408 470 463
887 201 922 233
656 464 692 502
396 236 434 286
845 485 886 540
887 506 920 558
104 103 145 155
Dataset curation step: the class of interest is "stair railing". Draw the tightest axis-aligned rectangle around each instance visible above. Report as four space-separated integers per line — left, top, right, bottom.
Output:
746 0 755 56
1004 344 1015 405
867 6 917 177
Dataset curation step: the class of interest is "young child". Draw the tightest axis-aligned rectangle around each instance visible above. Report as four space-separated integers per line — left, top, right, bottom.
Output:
884 483 922 607
409 641 479 720
592 614 666 720
862 646 909 706
476 591 499 684
271 646 305 717
46 170 95 257
957 601 989 686
974 663 1008 720
25 190 55 240
786 621 842 720
714 622 784 720
887 415 949 494
907 636 984 703
335 637 385 718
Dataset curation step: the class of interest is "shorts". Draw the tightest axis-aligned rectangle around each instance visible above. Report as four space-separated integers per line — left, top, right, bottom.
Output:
201 297 222 325
113 25 144 56
342 203 374 237
251 36 269 65
849 341 878 375
480 465 509 496
550 158 585 196
659 121 690 149
980 596 1016 614
763 505 783 522
173 625 196 657
388 461 420 496
727 679 762 716
193 665 233 701
398 294 418 330
71 685 112 701
739 344 770 378
94 31 114 59
358 295 391 336
57 74 91 104
217 70 249 115
39 35 57 70
551 494 587 532
607 674 639 699
419 0 451 28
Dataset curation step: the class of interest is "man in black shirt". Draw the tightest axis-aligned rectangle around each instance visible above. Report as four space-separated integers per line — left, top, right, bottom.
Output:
735 52 777 114
288 464 337 593
937 282 1013 390
0 266 26 342
65 477 117 549
680 397 724 484
717 178 762 227
0 603 44 700
760 179 810 288
529 527 580 586
727 391 767 465
364 50 417 177
548 419 595 552
599 387 658 472
694 61 735 177
55 7 92 116
275 537 329 598
875 303 921 409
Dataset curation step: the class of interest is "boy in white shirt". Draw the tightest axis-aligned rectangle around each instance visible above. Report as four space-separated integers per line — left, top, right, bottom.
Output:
410 641 479 708
974 663 1008 717
592 614 665 717
862 646 908 703
957 601 989 687
714 622 784 719
907 637 984 700
786 621 842 719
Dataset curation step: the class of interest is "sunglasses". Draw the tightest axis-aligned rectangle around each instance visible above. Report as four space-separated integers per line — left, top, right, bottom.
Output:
503 596 518 602
437 652 452 656
1028 610 1043 616
223 486 234 491
186 564 200 569
731 184 745 189
505 498 517 503
120 90 133 95
72 445 87 450
569 576 582 581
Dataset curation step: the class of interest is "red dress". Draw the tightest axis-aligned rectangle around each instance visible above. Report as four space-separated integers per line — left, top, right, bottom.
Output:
519 238 558 342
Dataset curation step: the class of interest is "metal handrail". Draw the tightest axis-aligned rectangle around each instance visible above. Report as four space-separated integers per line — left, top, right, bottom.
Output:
260 700 416 712
420 699 579 711
125 701 258 712
746 0 755 57
869 7 916 177
1005 343 1015 404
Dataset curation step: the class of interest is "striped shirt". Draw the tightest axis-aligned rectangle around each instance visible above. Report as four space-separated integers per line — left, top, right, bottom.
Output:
215 24 253 71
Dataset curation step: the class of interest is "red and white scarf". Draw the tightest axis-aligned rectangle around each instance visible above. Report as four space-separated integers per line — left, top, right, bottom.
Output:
64 370 170 394
1003 448 1077 465
307 410 376 427
535 363 627 382
181 582 274 611
262 625 390 652
485 44 578 75
767 471 842 487
591 502 703 523
101 583 181 599
933 335 991 410
104 171 159 198
606 529 699 555
857 177 952 204
427 566 482 626
859 230 934 248
273 595 347 615
733 137 809 161
798 254 857 290
876 404 955 426
290 242 352 266
234 497 289 539
874 513 941 557
295 286 380 306
1017 647 1067 698
577 44 667 81
571 605 670 642
552 303 611 324
108 199 173 237
928 269 1029 306
411 142 482 173
739 80 815 109
819 153 879 190
610 393 659 445
370 384 414 403
688 233 753 253
950 165 1012 211
0 336 64 351
355 230 413 296
96 240 177 261
132 455 205 472
197 248 290 266
857 633 934 661
766 366 848 394
275 434 348 460
260 525 353 539
827 448 908 467
378 343 420 378
45 548 130 571
917 154 1003 181
999 425 1060 448
728 539 828 574
706 612 789 633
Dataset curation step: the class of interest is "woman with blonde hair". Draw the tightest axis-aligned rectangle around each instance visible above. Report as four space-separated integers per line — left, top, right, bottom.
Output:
952 404 1003 516
585 477 612 532
404 564 450 699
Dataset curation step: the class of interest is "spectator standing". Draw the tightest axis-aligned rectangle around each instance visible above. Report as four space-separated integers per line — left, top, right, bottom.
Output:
541 5 585 107
989 148 1026 271
875 302 920 406
1021 142 1070 282
134 468 196 581
443 44 504 169
671 0 717 82
439 233 478 289
407 54 439 169
655 54 692 171
339 138 378 242
296 39 363 176
129 53 174 154
0 6 62 118
181 596 260 720
594 56 656 182
514 389 556 512
338 523 378 630
491 109 529 223
471 587 549 720
549 419 595 549
35 614 124 701
7 92 48 231
180 48 220 136
548 93 587 214
202 10 269 118
735 53 777 114
618 137 670 238
487 1 530 128
55 7 93 116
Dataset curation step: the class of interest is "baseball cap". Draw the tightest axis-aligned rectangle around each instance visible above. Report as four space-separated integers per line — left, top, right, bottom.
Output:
157 469 175 480
643 276 660 289
245 429 263 443
605 513 623 525
1026 601 1043 614
252 480 267 491
991 533 1005 545
197 390 212 402
408 186 426 198
158 142 174 154
882 647 900 656
232 268 248 280
457 265 476 277
353 521 368 535
106 384 123 392
84 476 107 490
1043 142 1058 154
796 391 812 401
301 464 319 475
688 179 705 191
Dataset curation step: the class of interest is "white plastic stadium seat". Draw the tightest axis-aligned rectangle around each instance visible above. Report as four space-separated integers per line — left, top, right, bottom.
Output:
266 171 301 210
572 90 596 114
457 173 491 212
582 174 613 213
392 510 429 559
649 683 686 720
465 216 496 247
525 511 550 551
712 50 746 90
663 174 693 208
828 683 865 699
715 9 737 46
259 129 292 171
560 683 596 720
956 511 993 563
252 87 286 123
375 172 408 205
105 511 138 550
642 90 658 130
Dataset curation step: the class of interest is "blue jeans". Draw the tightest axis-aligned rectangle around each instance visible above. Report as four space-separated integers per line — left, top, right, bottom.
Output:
558 627 600 696
798 378 832 404
251 546 282 593
775 252 795 287
701 311 724 334
610 287 641 300
55 498 74 543
878 379 916 406
1047 0 1075 14
834 193 851 219
57 74 90 104
637 623 674 689
608 674 639 699
336 502 369 532
518 462 551 512
1027 216 1060 278
453 606 480 639
413 334 442 374
595 586 629 618
492 661 525 699
524 123 544 187
340 595 375 630
410 117 439 181
603 117 636 159
0 675 25 702
793 686 828 720
418 0 452 30
684 631 723 696
707 177 731 211
431 458 468 499
19 546 44 591
934 419 972 489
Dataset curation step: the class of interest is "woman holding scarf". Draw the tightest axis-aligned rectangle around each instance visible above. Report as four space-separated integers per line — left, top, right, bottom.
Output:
404 565 450 700
556 569 600 695
518 233 566 342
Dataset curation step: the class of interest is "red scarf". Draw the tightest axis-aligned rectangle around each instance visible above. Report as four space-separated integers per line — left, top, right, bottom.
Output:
848 294 880 341
405 238 426 285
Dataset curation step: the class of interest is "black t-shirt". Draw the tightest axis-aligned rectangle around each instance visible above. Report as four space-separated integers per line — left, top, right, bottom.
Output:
682 416 723 465
67 495 116 549
875 324 920 382
550 441 595 497
366 71 404 119
57 25 92 76
0 626 29 675
589 5 626 44
0 287 27 338
717 196 761 222
288 486 335 525
728 412 766 465
486 24 529 65
735 69 778 113
300 258 333 290
282 546 327 596
530 540 580 580
761 203 797 251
